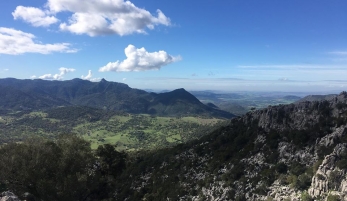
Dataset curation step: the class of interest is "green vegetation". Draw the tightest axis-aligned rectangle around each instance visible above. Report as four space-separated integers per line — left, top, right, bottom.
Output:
0 107 227 151
301 191 313 201
327 194 341 201
0 135 126 200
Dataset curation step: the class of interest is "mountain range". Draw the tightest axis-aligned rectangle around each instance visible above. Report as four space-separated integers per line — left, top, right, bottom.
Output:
0 78 234 118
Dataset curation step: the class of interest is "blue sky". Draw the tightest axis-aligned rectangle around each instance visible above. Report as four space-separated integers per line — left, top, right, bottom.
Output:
0 0 347 92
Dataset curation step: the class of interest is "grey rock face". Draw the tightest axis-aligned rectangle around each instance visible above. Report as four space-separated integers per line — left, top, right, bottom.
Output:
309 143 347 200
0 192 20 201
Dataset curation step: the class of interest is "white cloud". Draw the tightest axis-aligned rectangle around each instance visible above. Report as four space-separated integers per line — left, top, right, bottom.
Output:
81 70 101 81
12 6 58 27
81 70 93 80
99 44 181 72
0 27 77 55
122 78 127 81
14 0 171 36
38 67 75 80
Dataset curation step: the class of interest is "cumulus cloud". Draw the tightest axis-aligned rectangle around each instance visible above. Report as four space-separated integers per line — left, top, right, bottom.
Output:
99 44 181 72
14 0 171 36
81 70 101 81
37 67 75 80
12 6 58 27
81 70 93 80
0 27 77 55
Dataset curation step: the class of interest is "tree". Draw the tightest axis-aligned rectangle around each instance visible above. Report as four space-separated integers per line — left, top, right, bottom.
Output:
0 135 100 201
95 144 126 178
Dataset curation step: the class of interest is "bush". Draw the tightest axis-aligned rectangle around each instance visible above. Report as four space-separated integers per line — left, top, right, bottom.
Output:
287 174 297 189
301 191 313 201
254 184 268 195
327 194 341 201
289 162 306 176
336 159 347 169
296 174 311 190
328 170 343 190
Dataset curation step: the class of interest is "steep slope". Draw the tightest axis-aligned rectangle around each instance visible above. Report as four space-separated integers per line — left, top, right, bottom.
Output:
148 88 234 118
0 78 152 112
110 91 347 200
0 85 70 110
0 78 234 118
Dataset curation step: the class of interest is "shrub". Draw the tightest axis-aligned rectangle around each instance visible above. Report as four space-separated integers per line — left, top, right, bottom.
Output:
336 159 347 169
287 174 297 189
301 191 313 201
328 170 343 190
296 174 312 190
327 194 341 201
289 162 306 176
254 184 268 195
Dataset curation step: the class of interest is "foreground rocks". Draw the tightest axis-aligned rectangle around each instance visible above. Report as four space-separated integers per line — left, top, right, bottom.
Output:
0 192 20 201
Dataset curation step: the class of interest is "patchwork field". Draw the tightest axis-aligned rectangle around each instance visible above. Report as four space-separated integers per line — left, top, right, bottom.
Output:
0 107 227 151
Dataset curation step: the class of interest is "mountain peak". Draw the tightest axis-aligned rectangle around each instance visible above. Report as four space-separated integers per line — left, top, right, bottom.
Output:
173 88 186 92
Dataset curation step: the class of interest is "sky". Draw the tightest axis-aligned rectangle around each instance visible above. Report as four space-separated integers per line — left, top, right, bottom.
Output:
0 0 347 93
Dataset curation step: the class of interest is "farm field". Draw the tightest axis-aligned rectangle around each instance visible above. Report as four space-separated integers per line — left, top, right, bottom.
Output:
0 107 227 151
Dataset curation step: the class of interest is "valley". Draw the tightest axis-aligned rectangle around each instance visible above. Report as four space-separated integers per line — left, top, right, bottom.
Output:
0 107 227 151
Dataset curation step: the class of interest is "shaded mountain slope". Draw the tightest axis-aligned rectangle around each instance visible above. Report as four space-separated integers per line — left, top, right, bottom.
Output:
148 88 233 118
0 78 234 118
0 85 70 110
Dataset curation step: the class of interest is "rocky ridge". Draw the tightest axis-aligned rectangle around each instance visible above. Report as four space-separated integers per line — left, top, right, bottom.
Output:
116 92 347 200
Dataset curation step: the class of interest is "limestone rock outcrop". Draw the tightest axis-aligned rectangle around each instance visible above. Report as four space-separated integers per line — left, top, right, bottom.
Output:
0 192 20 201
